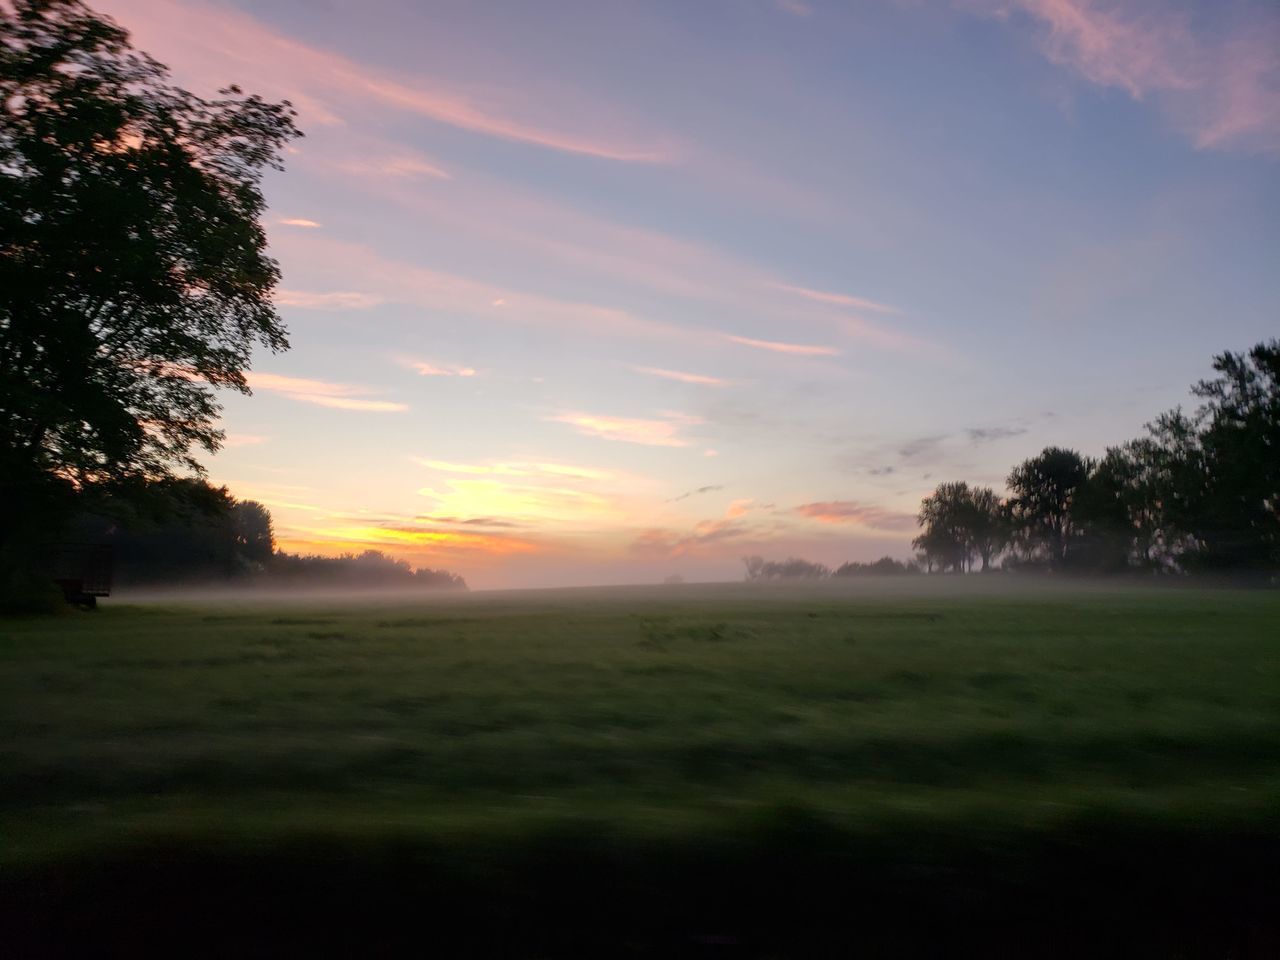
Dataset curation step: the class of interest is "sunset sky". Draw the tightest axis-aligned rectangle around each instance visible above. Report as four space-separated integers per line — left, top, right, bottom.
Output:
95 0 1279 588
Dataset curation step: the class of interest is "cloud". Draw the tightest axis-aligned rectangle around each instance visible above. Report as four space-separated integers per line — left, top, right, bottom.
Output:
272 232 694 344
550 411 701 447
867 465 895 476
246 371 408 412
967 425 1029 443
632 366 731 386
630 518 751 557
775 0 814 16
278 218 321 228
337 155 452 180
221 433 269 448
773 283 899 315
725 498 755 519
964 0 1280 155
898 434 947 461
304 522 538 555
413 459 616 482
667 484 725 503
416 515 525 529
795 501 917 531
274 289 384 310
725 334 841 357
412 362 477 377
97 0 675 162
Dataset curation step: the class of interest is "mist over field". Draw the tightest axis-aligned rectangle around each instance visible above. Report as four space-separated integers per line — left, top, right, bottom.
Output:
4 0 1278 954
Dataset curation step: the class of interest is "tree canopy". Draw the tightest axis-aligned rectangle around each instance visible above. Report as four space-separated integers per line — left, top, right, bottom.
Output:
1 0 300 523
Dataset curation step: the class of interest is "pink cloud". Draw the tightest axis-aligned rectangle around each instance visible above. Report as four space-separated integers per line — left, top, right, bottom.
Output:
725 498 755 519
795 501 917 531
966 0 1280 155
94 0 675 162
272 232 698 344
337 154 452 181
725 334 841 356
412 362 477 378
774 283 900 315
246 372 408 412
274 289 384 310
632 366 731 386
278 218 321 228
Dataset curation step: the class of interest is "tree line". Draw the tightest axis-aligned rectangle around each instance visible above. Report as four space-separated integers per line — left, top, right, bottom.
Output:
68 477 466 592
913 341 1277 579
742 341 1277 584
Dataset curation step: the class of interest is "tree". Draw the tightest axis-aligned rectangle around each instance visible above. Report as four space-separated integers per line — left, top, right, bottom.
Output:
913 483 1007 573
1 1 301 554
231 500 274 567
1166 341 1279 575
1005 448 1092 570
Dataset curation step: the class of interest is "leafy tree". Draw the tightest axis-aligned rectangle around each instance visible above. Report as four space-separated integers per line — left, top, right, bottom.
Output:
231 500 274 567
1167 341 1279 575
1006 448 1092 570
0 0 301 557
912 482 1005 572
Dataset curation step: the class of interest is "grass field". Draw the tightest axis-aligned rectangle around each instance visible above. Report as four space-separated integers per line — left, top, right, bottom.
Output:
3 580 1279 955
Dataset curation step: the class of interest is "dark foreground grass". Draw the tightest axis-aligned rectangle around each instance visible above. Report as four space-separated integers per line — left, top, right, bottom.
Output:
2 580 1278 955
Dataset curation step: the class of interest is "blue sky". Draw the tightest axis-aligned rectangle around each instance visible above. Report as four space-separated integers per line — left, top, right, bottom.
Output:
96 0 1279 587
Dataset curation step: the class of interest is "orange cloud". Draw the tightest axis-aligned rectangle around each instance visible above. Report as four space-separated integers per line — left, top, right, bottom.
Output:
246 371 408 412
725 498 755 520
724 334 841 357
795 501 917 531
632 366 731 386
774 283 900 315
274 289 384 310
278 217 321 228
309 523 539 555
550 411 701 447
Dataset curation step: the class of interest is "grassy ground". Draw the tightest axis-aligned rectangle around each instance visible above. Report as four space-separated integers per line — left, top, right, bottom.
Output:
3 580 1278 955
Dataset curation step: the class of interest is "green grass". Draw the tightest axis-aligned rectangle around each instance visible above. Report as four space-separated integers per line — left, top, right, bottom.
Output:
3 580 1279 953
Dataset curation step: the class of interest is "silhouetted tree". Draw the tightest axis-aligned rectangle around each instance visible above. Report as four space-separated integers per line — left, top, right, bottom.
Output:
913 482 1005 572
1160 342 1280 575
0 1 301 569
231 500 274 567
1006 448 1092 570
833 556 919 576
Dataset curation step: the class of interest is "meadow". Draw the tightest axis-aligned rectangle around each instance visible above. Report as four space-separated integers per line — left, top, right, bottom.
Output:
3 580 1278 955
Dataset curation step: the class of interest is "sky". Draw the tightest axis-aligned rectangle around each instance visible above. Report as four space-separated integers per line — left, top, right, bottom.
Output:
93 0 1279 588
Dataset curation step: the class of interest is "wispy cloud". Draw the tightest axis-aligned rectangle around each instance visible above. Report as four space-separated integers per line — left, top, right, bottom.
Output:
274 289 384 310
221 433 270 448
967 425 1029 443
773 283 899 315
247 372 408 412
278 217 321 228
337 154 451 180
964 0 1280 155
550 411 702 447
725 334 841 357
725 498 755 519
775 0 814 17
666 484 725 503
795 501 917 531
632 366 731 386
99 0 676 162
630 518 752 557
412 362 477 378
